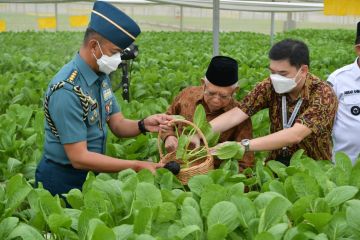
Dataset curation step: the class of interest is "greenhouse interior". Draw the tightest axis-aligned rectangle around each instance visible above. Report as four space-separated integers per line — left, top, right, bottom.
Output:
1 0 360 239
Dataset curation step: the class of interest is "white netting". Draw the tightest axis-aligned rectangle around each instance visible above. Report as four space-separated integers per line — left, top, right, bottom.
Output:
0 1 358 32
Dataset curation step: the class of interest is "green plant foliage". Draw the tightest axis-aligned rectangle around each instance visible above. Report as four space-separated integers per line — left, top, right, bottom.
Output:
0 29 359 239
2 150 360 239
214 142 244 160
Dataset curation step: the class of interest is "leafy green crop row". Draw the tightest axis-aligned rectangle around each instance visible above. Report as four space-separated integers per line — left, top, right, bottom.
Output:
2 151 360 239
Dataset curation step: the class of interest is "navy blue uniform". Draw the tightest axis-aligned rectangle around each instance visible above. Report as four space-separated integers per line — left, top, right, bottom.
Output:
35 53 120 196
35 0 141 201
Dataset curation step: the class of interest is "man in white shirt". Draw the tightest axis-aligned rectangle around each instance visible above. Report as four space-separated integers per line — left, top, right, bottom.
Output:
327 21 360 164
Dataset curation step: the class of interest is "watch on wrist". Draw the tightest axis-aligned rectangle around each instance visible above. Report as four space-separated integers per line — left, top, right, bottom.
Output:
241 139 250 152
138 118 148 135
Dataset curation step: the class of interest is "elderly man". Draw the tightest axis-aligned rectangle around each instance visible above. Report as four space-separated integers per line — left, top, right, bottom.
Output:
35 1 170 198
161 56 254 170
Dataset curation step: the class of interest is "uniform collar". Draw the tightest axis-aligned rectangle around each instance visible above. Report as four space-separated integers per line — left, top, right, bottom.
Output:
352 57 360 79
74 53 99 86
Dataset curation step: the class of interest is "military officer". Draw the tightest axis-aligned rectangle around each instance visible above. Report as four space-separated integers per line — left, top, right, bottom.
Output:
35 1 171 200
327 22 360 164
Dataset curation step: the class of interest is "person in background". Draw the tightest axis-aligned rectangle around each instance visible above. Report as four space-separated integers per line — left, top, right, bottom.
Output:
197 39 338 166
35 1 170 200
161 56 254 171
327 21 360 164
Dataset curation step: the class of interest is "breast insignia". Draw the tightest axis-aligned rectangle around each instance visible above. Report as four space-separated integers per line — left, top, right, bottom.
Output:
351 106 360 116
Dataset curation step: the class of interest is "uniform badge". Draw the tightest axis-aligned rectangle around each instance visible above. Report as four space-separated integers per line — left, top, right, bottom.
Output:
102 82 108 88
105 100 112 113
351 106 360 116
103 88 112 101
90 115 96 123
91 102 98 111
87 96 98 111
89 109 99 124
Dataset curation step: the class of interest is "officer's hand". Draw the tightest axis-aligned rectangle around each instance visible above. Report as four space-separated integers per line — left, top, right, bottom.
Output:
165 136 178 153
137 161 164 174
144 114 173 132
159 116 176 132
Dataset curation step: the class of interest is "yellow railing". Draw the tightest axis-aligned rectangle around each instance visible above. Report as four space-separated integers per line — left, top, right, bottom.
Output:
38 17 56 30
69 15 88 28
0 20 6 32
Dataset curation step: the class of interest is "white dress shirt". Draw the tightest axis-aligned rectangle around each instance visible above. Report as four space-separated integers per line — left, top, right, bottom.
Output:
328 57 360 164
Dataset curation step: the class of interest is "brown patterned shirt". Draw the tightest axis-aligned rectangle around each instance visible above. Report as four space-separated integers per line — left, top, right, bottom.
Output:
162 86 254 169
239 73 338 161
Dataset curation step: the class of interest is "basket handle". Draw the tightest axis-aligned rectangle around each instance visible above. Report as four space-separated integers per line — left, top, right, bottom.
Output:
157 118 210 159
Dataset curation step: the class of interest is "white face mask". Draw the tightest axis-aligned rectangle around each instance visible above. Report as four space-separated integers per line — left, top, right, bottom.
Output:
92 41 122 75
270 67 302 94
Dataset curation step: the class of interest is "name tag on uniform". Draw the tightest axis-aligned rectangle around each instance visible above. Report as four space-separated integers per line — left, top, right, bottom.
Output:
103 88 112 101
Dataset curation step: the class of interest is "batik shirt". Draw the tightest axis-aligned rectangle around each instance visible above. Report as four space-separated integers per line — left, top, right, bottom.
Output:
239 73 338 161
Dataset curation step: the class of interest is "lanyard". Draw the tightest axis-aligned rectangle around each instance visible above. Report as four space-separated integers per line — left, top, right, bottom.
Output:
282 96 303 129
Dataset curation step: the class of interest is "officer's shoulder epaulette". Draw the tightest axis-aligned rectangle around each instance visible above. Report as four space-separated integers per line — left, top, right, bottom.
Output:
65 69 79 84
56 69 80 91
49 69 79 93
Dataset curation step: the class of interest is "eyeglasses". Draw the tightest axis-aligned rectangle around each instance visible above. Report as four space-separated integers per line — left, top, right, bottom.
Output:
204 89 233 100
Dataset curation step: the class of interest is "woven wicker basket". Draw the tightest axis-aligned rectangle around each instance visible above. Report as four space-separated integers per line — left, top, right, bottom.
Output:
158 119 213 184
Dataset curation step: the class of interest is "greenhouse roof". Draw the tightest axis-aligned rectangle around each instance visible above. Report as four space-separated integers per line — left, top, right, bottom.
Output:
0 0 324 12
149 0 323 12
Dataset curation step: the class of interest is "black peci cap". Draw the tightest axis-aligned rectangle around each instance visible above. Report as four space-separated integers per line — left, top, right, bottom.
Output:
205 56 238 87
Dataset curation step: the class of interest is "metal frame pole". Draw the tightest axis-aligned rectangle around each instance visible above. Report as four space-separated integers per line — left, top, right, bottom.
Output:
270 0 275 45
55 2 59 31
180 5 183 31
213 0 220 56
270 11 275 45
